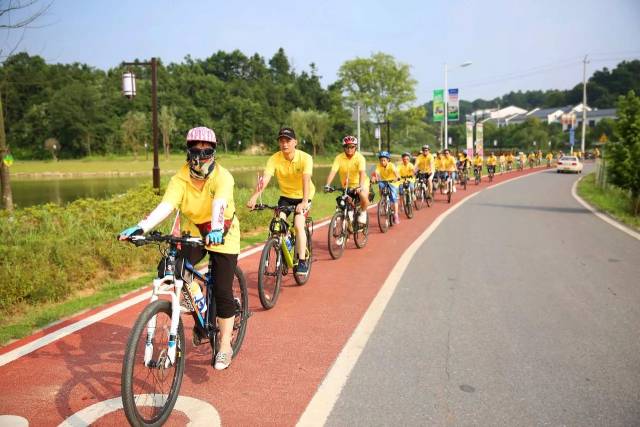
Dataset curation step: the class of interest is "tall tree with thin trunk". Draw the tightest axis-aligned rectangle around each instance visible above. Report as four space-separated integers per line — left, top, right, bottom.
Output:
1 0 53 211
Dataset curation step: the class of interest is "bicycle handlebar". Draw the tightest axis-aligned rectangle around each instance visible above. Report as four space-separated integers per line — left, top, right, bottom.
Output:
124 231 205 247
252 203 297 214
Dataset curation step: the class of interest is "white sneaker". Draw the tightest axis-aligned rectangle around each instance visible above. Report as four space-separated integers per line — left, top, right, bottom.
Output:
214 349 233 370
357 211 367 224
453 186 457 193
443 188 448 194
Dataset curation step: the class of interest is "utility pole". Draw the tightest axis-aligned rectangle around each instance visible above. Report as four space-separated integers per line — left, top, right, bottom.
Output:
581 54 589 155
356 103 361 151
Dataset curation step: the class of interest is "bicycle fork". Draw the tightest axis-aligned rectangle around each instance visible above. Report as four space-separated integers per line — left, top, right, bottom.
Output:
145 276 184 368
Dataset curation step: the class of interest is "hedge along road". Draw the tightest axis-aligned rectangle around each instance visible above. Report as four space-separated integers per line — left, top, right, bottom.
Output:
0 165 551 426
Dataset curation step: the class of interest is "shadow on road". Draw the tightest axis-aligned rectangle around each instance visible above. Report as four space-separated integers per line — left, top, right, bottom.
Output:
476 202 589 214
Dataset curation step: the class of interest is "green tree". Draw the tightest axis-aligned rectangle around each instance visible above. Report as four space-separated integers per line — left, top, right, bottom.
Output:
289 109 330 157
608 90 640 214
159 105 177 159
121 111 148 159
338 53 417 151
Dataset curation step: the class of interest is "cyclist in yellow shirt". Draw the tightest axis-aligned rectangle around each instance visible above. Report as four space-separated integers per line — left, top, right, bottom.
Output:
486 152 498 177
472 152 483 180
518 152 527 170
545 152 553 167
499 153 506 174
371 151 401 224
324 135 370 224
247 127 314 277
414 145 435 196
398 152 416 203
442 148 457 194
506 152 515 171
119 126 240 370
528 152 536 168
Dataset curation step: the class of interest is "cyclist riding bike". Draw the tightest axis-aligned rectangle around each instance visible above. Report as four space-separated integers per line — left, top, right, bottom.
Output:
442 149 457 194
499 153 506 174
414 144 435 196
247 127 314 277
324 135 370 224
119 126 240 370
371 151 401 224
528 152 536 168
458 151 471 177
506 152 515 170
397 152 416 200
486 152 498 178
518 152 527 170
545 152 553 167
472 152 483 177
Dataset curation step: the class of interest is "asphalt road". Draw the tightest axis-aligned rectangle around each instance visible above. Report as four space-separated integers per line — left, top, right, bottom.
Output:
326 167 640 426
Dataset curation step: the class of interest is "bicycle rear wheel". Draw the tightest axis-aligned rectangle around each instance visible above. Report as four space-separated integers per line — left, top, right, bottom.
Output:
293 226 313 285
122 300 185 427
353 209 369 248
257 238 282 309
414 186 423 210
377 197 390 233
328 211 347 260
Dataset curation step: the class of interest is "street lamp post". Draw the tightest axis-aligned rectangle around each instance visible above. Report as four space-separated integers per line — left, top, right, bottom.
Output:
444 61 472 150
122 57 160 189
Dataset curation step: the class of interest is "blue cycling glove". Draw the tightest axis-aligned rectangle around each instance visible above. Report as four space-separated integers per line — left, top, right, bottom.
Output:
119 225 143 240
206 229 224 245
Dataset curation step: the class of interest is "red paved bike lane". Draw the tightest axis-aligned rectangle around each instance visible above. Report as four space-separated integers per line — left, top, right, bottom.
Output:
0 168 544 426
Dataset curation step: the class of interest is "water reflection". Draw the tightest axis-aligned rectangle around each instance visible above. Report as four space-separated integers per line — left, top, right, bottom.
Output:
12 167 332 208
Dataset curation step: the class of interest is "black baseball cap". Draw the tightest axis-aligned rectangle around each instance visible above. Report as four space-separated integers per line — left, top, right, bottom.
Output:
278 127 296 140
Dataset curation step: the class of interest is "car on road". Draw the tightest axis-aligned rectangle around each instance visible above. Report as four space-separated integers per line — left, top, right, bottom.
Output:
556 156 583 173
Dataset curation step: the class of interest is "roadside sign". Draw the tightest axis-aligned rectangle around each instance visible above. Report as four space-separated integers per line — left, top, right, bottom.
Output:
569 128 575 146
433 89 444 122
447 88 460 121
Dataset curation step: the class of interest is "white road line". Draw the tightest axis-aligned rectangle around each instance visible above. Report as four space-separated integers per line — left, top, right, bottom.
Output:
296 169 547 427
0 215 338 367
572 177 640 241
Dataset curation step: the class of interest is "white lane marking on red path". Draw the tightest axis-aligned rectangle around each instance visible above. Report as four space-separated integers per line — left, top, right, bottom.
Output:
297 169 547 426
57 395 220 426
0 216 339 367
572 177 640 241
0 415 28 426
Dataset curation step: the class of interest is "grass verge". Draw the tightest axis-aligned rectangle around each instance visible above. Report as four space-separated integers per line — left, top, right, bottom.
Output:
577 173 640 231
0 187 338 346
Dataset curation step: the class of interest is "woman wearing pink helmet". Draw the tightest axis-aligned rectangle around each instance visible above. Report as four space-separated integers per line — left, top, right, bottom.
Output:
119 126 240 370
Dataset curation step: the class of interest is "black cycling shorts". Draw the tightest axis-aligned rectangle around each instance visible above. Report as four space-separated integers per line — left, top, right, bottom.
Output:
277 196 312 217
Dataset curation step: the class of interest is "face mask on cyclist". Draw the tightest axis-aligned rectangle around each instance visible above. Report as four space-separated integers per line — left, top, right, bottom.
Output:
187 147 216 180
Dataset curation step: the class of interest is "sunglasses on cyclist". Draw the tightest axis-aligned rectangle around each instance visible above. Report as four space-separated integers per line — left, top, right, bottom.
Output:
344 145 356 149
188 147 216 158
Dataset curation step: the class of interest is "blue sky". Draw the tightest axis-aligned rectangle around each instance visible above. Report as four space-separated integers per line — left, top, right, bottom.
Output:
3 0 640 104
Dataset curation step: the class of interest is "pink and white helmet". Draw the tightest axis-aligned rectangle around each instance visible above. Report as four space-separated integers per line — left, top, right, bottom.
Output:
186 126 217 147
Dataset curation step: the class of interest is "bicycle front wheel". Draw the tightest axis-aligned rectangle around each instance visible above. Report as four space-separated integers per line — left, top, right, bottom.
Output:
257 237 283 309
328 211 347 260
230 265 249 355
414 186 423 210
377 197 390 233
122 300 185 427
403 191 413 219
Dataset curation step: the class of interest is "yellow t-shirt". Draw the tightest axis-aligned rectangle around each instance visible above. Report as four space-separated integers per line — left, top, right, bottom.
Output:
415 153 434 173
519 154 527 162
499 155 506 163
397 162 416 182
434 157 445 171
546 153 553 160
162 164 240 254
265 149 316 200
375 163 400 187
330 152 369 189
473 156 483 167
487 156 498 166
528 154 536 161
506 154 515 162
443 155 457 172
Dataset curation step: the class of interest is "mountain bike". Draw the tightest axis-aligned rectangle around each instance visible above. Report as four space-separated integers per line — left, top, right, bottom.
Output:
376 180 397 233
529 159 536 169
435 172 453 203
414 172 432 209
518 159 525 171
487 165 496 183
458 167 468 190
473 166 481 185
400 177 414 219
120 231 249 427
325 186 370 259
252 204 313 309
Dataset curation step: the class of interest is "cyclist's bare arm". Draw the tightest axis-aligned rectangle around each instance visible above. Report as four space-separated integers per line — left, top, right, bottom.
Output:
247 173 273 209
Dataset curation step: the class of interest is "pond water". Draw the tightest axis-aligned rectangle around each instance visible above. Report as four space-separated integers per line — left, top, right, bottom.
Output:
11 166 333 207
